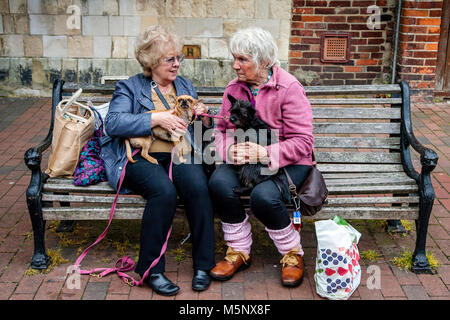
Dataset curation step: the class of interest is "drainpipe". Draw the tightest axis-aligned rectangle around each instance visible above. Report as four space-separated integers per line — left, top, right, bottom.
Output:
392 0 402 84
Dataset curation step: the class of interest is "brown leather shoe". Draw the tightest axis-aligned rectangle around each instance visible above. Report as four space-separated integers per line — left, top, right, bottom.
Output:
280 249 304 287
209 247 251 281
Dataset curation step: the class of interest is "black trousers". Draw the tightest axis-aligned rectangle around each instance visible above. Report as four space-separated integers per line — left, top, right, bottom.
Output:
123 153 215 276
208 164 312 230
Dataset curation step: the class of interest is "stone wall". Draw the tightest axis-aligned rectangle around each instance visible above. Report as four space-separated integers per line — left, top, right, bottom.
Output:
0 0 292 96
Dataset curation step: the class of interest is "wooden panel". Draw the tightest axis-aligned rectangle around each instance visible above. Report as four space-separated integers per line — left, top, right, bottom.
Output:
325 176 416 186
314 137 400 149
323 172 410 179
325 196 419 205
302 84 401 95
328 184 417 194
309 207 418 220
313 123 400 134
435 0 450 93
42 205 418 220
312 108 401 119
62 83 401 96
42 193 145 204
201 98 403 106
309 98 402 105
315 152 401 164
43 182 115 194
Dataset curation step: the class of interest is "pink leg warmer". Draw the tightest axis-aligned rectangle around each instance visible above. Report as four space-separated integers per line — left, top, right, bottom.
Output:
266 222 304 256
221 214 253 255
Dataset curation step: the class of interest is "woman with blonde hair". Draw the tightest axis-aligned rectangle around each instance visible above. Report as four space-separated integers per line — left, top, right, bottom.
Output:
102 25 215 296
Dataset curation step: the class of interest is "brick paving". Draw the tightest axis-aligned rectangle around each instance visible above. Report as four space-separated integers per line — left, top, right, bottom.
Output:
0 98 449 301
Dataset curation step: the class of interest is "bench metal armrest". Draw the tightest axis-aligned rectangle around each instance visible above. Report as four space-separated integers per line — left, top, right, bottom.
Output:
399 81 439 182
24 79 64 177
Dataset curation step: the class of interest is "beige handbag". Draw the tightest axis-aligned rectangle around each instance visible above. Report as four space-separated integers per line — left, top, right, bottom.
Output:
46 89 95 178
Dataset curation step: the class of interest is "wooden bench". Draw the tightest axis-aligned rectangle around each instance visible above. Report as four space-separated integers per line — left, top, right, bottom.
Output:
24 78 439 274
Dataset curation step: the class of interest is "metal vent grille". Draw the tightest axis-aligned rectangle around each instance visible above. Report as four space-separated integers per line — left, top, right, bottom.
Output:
320 33 351 63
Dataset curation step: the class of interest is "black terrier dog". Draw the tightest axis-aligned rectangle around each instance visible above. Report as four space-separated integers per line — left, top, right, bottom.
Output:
227 94 282 195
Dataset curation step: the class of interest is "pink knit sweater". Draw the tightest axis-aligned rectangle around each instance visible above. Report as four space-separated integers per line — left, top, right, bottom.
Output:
214 66 314 170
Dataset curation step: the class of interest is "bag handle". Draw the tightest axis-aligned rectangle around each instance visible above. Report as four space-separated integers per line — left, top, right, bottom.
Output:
57 88 93 123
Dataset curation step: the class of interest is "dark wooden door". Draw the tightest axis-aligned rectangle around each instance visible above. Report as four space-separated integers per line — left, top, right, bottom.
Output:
436 1 450 96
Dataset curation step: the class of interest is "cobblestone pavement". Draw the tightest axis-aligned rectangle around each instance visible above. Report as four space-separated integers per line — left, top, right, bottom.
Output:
0 98 448 301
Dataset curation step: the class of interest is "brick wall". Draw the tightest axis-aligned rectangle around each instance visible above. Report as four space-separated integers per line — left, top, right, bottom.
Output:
289 0 397 86
396 0 443 101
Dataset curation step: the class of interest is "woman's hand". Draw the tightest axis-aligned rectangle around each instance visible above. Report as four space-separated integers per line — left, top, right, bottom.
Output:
228 142 269 165
194 101 212 127
194 101 208 115
151 109 187 138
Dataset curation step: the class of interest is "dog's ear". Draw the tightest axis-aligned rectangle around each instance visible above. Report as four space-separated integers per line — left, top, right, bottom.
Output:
227 94 237 105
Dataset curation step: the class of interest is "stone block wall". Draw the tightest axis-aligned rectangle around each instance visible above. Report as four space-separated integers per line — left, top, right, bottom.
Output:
0 0 291 96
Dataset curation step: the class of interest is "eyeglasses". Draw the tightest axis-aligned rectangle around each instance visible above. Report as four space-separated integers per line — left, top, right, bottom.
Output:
162 54 185 65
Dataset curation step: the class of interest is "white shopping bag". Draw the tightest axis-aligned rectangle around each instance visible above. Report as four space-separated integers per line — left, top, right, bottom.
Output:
314 216 361 300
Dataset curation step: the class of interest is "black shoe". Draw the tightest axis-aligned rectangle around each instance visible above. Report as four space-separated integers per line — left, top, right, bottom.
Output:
147 273 180 296
192 269 211 291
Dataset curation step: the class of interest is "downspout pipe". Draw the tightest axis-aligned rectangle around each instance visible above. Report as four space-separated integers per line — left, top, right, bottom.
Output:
392 0 402 84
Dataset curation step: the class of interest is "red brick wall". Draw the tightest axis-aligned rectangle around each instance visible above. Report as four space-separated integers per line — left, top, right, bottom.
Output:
289 0 444 102
289 0 397 86
396 0 443 101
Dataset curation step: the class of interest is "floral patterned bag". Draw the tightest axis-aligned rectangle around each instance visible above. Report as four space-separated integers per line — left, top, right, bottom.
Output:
73 107 107 186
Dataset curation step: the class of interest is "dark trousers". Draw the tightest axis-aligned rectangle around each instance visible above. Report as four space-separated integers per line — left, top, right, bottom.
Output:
208 164 312 230
123 152 215 276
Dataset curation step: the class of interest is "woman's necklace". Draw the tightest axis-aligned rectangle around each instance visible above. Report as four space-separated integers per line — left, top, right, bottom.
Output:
249 70 272 96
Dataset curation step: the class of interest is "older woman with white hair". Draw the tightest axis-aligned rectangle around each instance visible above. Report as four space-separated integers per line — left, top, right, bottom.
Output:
208 27 314 287
103 25 215 296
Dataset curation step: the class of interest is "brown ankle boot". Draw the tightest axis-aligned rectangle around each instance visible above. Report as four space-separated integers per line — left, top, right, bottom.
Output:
280 249 304 287
209 247 251 281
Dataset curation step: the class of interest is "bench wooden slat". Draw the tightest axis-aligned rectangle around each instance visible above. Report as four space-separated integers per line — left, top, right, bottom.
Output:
326 196 419 205
43 181 417 195
179 98 404 106
42 193 146 204
314 137 400 149
309 98 402 105
317 164 404 172
328 184 417 194
323 172 410 179
42 193 419 207
43 182 115 194
312 108 401 119
313 123 400 134
316 152 401 164
42 205 418 221
303 84 402 95
62 83 402 95
325 176 416 186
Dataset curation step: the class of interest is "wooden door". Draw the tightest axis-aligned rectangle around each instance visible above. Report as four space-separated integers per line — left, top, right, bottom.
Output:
435 1 450 96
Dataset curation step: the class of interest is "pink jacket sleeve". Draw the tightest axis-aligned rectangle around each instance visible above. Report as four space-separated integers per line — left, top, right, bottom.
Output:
214 89 234 163
265 82 314 170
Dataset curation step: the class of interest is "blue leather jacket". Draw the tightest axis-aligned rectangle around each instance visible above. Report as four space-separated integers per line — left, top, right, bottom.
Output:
101 73 202 192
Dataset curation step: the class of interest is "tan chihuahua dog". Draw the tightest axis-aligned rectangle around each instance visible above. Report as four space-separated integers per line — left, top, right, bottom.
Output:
125 95 198 165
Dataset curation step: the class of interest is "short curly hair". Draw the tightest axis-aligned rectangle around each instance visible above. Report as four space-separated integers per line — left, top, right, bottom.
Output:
134 25 183 77
230 27 280 70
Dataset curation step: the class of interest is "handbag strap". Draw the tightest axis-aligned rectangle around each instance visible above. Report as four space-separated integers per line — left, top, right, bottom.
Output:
151 80 172 110
74 148 174 287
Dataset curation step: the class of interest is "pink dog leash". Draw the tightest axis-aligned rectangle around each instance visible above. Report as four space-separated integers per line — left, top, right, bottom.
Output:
74 149 173 287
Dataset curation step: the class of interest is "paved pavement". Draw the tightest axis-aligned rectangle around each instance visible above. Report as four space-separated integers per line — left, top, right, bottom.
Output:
0 97 448 302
